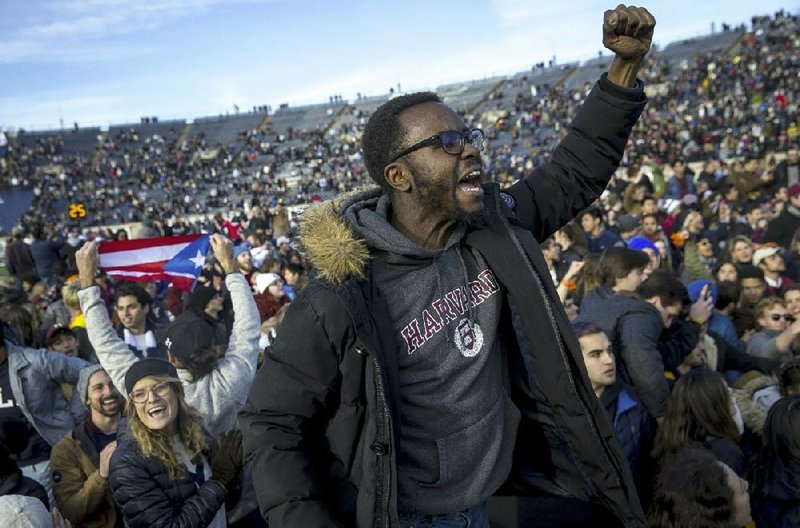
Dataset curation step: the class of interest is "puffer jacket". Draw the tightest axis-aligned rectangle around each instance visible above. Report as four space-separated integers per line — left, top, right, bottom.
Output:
574 287 668 418
5 341 89 446
50 422 120 528
108 426 225 528
79 272 261 437
240 74 648 527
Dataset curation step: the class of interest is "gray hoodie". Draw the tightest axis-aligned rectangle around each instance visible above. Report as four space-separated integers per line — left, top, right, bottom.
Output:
344 194 519 515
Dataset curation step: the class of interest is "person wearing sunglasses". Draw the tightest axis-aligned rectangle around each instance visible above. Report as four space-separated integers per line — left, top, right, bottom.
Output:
747 298 800 363
241 5 654 528
108 359 243 528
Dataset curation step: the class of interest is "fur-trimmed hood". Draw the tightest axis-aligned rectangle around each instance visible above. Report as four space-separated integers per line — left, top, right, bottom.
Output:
733 374 779 435
298 186 378 285
299 185 464 285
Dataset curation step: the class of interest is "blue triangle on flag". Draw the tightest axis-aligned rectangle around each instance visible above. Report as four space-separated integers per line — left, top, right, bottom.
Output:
163 235 210 278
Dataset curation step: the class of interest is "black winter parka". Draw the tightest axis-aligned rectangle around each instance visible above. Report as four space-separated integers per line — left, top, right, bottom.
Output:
240 74 649 528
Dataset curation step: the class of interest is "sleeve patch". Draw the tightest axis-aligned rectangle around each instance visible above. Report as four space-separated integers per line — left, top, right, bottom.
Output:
499 192 517 210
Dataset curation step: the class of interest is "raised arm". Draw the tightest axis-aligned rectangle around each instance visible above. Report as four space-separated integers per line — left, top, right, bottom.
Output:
504 5 654 240
76 241 138 397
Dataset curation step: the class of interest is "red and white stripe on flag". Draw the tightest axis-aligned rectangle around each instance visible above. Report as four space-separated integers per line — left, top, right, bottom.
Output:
98 234 202 290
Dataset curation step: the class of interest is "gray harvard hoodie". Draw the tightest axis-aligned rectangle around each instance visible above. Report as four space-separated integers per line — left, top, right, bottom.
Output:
344 194 520 515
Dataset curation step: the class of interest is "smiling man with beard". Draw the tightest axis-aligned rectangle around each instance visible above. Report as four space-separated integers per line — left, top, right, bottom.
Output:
241 5 655 527
49 364 124 528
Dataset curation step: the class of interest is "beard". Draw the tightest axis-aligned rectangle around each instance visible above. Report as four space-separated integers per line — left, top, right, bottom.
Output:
413 164 486 228
91 398 121 418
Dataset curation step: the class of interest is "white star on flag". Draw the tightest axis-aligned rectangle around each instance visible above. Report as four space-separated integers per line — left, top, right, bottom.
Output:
189 250 206 269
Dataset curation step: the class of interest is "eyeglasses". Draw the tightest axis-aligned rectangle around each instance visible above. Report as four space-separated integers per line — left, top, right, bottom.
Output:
129 381 172 404
769 313 795 322
390 128 484 163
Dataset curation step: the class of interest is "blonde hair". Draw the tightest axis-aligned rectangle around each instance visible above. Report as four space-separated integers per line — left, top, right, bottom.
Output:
125 375 206 480
61 283 81 311
755 297 787 322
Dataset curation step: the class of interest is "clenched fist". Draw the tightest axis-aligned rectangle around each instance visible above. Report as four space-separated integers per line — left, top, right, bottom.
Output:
603 4 656 62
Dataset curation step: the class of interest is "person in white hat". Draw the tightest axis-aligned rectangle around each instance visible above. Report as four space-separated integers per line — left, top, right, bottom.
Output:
252 272 289 323
753 245 795 297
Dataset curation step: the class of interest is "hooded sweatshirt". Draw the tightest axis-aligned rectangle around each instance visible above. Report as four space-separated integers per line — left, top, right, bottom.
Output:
343 194 518 515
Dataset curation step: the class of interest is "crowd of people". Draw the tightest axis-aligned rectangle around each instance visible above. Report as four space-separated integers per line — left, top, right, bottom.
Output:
0 6 798 528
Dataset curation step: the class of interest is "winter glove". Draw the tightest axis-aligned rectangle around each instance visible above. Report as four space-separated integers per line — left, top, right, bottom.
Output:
209 430 243 489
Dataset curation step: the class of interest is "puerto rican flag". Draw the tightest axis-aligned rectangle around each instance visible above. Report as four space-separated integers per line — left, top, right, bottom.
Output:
98 234 210 291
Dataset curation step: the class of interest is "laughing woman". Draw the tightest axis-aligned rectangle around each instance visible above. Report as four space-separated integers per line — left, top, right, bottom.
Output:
109 359 242 528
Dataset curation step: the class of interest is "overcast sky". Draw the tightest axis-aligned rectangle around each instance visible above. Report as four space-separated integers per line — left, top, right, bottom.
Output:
0 0 794 131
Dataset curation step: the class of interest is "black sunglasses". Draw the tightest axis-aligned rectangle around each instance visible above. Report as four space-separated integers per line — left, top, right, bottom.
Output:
390 128 484 163
769 313 795 322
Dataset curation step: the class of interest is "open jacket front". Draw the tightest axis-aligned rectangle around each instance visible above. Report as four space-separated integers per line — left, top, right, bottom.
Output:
240 74 648 528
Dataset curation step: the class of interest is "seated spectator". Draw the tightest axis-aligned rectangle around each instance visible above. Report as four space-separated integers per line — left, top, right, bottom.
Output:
109 359 243 528
580 207 623 254
50 365 123 527
754 244 795 297
648 447 751 528
751 395 800 528
575 248 669 418
253 272 290 323
746 298 800 362
113 283 166 360
653 367 745 476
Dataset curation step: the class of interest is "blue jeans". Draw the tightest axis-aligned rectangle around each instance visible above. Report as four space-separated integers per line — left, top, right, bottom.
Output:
399 502 489 528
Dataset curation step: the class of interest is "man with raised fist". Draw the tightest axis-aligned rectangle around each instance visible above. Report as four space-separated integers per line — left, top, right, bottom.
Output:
241 5 656 527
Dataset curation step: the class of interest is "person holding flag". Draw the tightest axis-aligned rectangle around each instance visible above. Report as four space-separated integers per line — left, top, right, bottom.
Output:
76 233 264 524
75 234 261 437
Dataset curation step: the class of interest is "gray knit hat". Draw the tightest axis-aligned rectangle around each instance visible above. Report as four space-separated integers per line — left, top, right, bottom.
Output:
77 364 105 405
0 495 50 528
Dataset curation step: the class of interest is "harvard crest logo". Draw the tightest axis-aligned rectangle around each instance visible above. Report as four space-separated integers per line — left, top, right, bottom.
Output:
454 318 484 358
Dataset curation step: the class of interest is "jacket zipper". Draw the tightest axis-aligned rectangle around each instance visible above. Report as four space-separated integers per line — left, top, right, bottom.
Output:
371 354 392 528
493 200 624 496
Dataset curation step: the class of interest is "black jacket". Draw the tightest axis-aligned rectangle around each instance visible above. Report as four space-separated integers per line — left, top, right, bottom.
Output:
108 426 226 528
240 75 648 528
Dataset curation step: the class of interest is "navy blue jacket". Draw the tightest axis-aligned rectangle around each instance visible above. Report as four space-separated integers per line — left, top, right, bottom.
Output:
109 426 225 528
